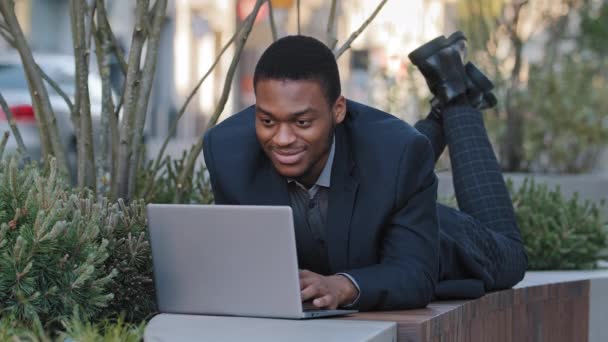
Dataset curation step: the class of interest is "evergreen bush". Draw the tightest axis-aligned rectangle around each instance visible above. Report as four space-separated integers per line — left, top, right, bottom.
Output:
0 153 154 328
510 178 608 270
0 313 144 341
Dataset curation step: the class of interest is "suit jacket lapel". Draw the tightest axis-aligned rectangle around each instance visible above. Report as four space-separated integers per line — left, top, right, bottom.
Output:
326 124 359 273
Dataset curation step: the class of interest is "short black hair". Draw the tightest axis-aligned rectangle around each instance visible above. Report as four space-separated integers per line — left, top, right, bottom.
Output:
253 35 341 105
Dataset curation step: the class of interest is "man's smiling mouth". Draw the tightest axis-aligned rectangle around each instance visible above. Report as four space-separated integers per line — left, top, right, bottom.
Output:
272 149 306 165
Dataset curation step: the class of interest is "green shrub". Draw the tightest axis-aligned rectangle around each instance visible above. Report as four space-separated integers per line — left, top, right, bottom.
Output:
0 313 144 341
0 155 154 328
136 151 214 204
60 313 145 342
510 178 608 270
0 316 49 341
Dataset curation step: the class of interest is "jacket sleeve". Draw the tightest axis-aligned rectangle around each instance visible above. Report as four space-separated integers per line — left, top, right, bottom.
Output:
344 134 439 311
203 129 229 204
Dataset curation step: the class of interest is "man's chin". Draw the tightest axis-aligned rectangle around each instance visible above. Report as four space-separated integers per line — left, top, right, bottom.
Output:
271 162 306 179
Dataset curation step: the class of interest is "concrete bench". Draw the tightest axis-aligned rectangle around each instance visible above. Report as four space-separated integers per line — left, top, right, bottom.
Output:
144 271 608 341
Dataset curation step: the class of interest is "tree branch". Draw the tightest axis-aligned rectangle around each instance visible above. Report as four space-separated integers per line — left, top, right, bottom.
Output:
0 131 9 160
0 20 15 47
0 0 67 174
85 0 96 57
93 0 117 197
95 0 127 75
334 0 388 58
296 0 301 34
71 0 97 190
149 24 242 181
175 0 265 203
267 0 278 41
325 0 337 49
115 0 150 201
0 28 74 160
127 0 167 199
0 26 14 46
0 92 28 155
37 64 74 114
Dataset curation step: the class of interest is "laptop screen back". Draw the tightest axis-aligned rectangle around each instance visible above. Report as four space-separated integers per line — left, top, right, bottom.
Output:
147 204 304 319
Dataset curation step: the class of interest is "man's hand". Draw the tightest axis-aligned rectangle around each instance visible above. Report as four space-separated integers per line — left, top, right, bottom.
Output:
299 269 359 309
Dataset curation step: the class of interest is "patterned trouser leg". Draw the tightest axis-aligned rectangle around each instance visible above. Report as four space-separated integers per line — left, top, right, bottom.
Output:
414 107 528 291
414 113 446 163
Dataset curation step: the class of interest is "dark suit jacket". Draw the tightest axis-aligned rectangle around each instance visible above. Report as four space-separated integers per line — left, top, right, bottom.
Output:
203 100 439 311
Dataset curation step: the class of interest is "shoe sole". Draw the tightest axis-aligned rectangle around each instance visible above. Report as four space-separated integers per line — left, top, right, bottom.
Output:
408 36 446 65
408 31 467 66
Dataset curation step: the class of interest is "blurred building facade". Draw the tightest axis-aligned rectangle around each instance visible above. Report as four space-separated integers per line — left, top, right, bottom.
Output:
5 0 458 142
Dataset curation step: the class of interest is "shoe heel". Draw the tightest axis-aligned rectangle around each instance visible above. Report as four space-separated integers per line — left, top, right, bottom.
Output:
445 31 467 45
408 36 446 65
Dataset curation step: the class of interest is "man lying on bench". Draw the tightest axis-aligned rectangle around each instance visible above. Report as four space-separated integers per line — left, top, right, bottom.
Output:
202 34 528 311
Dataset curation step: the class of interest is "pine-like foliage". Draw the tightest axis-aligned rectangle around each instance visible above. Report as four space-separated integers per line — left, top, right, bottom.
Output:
0 312 144 341
136 151 215 204
97 198 155 322
0 155 154 327
0 157 115 324
511 178 608 270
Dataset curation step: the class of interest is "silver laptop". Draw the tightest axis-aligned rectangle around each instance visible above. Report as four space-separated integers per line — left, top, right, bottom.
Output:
146 204 357 319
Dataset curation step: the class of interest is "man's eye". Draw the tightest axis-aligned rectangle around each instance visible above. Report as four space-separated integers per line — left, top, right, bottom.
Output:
261 118 274 125
296 120 311 127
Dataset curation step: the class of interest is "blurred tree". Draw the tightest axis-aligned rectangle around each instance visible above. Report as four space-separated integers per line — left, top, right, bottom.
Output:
457 0 608 173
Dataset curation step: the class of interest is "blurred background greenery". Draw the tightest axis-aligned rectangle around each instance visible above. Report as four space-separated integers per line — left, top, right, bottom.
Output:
457 0 608 173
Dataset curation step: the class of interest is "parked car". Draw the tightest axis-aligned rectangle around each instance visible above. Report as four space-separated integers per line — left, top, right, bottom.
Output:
0 53 106 179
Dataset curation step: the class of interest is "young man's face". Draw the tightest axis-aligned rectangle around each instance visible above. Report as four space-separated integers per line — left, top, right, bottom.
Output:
255 79 346 186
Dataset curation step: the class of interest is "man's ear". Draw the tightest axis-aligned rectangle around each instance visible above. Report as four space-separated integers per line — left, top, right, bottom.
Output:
333 95 347 124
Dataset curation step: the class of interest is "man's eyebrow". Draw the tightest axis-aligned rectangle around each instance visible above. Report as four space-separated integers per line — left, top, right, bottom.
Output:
255 106 315 118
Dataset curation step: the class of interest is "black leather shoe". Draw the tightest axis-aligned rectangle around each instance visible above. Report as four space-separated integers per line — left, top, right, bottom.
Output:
428 63 497 116
464 62 497 110
408 31 469 106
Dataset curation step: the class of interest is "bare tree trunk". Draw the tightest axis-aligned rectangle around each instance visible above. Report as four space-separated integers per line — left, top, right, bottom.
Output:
71 0 97 191
0 0 68 175
174 0 266 203
115 0 149 200
93 0 117 197
127 0 168 199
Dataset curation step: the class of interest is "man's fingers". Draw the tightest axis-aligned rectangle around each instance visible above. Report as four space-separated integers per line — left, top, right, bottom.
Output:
301 281 330 302
300 284 318 302
299 269 313 277
313 294 337 309
299 276 316 289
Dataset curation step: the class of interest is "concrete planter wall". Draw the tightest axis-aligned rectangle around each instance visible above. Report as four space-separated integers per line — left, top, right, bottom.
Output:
437 172 608 218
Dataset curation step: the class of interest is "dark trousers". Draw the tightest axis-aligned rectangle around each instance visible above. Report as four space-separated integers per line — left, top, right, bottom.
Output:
414 106 528 298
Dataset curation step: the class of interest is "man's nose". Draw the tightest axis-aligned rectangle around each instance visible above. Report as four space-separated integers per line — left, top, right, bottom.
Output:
273 124 296 146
